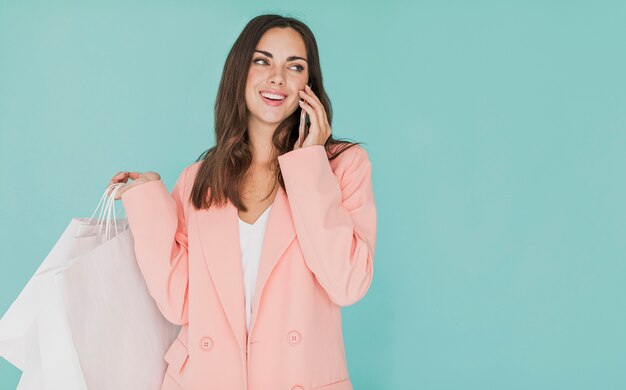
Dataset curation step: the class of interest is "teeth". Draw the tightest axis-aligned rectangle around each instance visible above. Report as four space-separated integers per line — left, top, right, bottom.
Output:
261 92 286 100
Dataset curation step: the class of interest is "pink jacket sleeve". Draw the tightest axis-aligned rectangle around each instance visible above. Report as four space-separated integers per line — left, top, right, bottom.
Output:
120 167 190 325
277 145 377 307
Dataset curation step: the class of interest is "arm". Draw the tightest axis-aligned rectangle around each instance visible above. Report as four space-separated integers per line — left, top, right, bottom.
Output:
120 167 190 325
277 145 377 307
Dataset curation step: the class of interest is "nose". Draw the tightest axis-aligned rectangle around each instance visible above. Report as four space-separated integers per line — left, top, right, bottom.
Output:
268 68 286 86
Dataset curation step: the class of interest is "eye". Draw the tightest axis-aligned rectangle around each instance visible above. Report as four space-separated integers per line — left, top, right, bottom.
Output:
253 57 305 72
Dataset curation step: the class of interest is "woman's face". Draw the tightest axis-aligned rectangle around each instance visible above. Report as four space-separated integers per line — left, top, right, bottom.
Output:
245 27 309 132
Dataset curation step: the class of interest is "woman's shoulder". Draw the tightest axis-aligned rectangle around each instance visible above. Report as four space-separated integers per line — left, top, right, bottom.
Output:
185 160 204 174
329 142 369 159
327 143 370 173
173 161 203 192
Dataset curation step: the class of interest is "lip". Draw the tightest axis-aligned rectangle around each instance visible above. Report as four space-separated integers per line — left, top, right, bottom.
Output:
259 90 288 106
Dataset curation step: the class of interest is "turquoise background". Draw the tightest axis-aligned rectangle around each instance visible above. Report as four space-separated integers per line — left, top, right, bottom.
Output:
1 1 625 389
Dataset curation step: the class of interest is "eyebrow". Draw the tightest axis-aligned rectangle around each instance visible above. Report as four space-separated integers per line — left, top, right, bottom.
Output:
254 50 308 63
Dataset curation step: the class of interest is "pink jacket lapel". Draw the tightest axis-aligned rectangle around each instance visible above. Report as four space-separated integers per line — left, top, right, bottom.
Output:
195 185 296 351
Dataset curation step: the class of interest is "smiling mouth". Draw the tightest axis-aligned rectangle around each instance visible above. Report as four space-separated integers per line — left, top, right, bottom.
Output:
260 91 287 99
260 92 287 106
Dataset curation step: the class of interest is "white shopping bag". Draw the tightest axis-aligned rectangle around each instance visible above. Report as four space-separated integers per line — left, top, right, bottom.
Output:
0 183 180 389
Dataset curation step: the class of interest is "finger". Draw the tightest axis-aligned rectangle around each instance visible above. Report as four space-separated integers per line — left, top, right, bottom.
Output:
310 99 330 139
110 172 128 184
128 172 142 180
298 108 306 146
303 86 329 136
299 91 326 132
304 84 322 106
299 89 322 113
294 131 302 149
305 95 325 132
298 99 320 138
109 176 125 186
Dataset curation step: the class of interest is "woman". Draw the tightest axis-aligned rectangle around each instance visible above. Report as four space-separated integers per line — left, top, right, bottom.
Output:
108 14 376 390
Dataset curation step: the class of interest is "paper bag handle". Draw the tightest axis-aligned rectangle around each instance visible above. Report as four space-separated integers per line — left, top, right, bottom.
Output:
87 183 128 240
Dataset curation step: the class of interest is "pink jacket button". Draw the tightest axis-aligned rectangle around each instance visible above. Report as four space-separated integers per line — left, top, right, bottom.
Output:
286 330 301 346
199 336 214 351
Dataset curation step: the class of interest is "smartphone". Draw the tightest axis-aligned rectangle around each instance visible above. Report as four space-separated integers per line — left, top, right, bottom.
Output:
298 82 312 147
303 81 312 123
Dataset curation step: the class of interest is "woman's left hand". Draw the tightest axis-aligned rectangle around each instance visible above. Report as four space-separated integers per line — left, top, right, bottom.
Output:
294 84 332 150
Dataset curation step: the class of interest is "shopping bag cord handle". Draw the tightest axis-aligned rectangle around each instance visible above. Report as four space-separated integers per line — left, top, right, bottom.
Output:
88 183 128 239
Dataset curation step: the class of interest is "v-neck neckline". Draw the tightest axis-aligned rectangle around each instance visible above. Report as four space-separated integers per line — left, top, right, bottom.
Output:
238 203 273 227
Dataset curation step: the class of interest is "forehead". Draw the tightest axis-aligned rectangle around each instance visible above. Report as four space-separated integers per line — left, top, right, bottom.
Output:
255 27 306 57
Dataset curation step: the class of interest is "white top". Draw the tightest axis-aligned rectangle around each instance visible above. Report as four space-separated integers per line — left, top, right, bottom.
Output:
237 203 273 333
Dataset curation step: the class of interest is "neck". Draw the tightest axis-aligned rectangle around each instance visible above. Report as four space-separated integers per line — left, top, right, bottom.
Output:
246 122 277 168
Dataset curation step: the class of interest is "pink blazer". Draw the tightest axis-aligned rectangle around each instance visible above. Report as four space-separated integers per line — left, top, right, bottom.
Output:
121 144 377 390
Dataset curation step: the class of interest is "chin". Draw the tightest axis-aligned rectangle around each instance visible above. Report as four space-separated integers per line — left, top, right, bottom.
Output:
261 113 283 123
262 110 292 123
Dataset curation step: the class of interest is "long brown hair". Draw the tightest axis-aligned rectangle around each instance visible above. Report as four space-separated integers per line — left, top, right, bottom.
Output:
190 14 364 211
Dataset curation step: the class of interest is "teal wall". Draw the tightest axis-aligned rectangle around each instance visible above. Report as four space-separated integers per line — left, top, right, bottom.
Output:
1 1 625 389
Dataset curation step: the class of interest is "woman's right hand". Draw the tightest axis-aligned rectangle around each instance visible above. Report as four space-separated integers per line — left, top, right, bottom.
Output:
107 171 161 200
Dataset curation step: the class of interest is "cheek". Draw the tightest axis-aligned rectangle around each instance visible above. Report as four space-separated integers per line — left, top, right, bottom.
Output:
245 77 259 102
245 70 256 90
247 67 264 84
